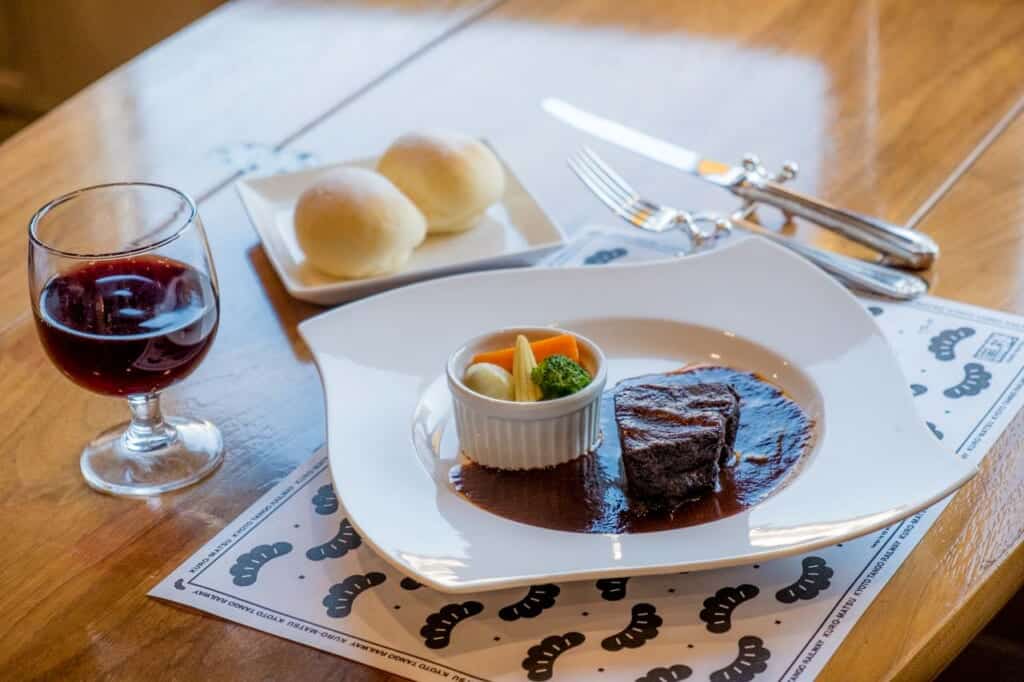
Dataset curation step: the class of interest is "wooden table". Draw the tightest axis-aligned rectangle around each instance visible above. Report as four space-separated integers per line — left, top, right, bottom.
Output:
2 1 1024 679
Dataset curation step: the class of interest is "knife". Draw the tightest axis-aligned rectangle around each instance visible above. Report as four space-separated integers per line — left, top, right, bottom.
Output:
543 98 939 270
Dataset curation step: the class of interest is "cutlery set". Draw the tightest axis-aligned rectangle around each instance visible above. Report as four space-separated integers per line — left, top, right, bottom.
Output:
568 147 929 300
545 97 940 299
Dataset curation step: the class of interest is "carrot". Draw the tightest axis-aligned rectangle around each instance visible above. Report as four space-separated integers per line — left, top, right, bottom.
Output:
472 334 580 373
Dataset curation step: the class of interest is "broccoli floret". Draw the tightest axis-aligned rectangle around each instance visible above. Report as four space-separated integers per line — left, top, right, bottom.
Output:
531 354 592 400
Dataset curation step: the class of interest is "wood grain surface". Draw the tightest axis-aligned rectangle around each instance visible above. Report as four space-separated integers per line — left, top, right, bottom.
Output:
2 0 1024 679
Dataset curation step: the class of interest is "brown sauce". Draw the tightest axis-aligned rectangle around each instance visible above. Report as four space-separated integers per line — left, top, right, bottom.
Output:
450 366 815 533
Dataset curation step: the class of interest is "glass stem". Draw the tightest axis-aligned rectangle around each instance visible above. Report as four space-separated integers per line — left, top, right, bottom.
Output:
124 394 176 452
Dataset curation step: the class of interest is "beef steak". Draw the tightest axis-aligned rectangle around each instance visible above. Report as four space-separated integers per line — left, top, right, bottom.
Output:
614 382 741 508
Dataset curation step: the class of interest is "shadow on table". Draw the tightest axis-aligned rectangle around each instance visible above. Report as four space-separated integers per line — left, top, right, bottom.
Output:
247 244 322 364
937 587 1024 681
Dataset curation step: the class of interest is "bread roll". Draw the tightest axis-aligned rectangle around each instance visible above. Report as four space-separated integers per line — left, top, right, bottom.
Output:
293 167 427 278
377 130 505 234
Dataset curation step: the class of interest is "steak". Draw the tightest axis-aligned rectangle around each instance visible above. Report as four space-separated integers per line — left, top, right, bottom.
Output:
672 383 741 461
614 382 741 508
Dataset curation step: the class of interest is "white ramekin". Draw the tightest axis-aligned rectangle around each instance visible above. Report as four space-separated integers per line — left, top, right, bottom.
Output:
446 326 607 470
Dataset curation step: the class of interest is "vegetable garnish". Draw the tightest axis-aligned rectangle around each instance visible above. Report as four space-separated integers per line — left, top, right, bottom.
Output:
472 334 580 373
464 362 514 401
513 335 542 402
531 354 592 400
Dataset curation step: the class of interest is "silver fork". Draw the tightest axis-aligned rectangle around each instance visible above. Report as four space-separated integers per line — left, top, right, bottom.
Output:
568 147 928 300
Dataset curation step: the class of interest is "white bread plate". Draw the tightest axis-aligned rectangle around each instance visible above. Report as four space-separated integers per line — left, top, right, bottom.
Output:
236 143 565 305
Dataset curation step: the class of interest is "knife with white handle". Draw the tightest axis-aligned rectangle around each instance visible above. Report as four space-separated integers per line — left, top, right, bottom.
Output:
543 98 939 270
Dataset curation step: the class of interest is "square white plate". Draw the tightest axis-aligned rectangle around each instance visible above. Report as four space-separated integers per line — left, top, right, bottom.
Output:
237 149 565 305
299 237 976 593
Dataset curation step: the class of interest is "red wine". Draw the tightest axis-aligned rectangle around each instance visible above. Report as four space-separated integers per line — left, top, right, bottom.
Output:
35 256 218 396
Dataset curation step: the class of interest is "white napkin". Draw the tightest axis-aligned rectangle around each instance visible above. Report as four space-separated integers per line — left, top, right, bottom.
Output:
152 229 1024 681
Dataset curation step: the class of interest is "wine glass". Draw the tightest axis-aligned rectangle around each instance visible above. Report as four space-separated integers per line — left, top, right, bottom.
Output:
28 183 223 496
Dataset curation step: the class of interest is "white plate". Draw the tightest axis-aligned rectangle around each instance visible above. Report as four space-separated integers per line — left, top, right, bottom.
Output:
237 149 565 305
299 237 976 593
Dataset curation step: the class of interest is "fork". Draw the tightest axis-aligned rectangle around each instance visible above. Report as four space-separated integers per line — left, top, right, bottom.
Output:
568 147 928 300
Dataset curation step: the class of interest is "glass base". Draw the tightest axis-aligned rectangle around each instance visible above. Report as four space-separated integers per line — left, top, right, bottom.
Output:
80 416 223 496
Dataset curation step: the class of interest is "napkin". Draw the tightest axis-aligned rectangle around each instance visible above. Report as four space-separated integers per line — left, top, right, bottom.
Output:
153 228 1024 681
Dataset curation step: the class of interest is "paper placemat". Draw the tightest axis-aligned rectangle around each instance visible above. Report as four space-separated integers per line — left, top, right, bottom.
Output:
152 229 1024 681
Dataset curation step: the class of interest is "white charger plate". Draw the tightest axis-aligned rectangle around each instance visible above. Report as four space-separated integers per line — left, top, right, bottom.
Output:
237 150 565 305
299 236 976 593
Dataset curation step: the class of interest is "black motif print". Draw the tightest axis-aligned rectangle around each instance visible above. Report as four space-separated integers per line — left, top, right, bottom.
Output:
420 601 484 650
173 579 186 591
522 632 585 681
400 577 423 590
306 518 361 561
710 636 770 682
323 572 386 618
927 421 944 440
699 584 760 633
910 383 928 397
312 484 338 515
229 542 292 587
601 603 662 651
776 556 834 603
943 363 991 398
584 247 628 265
499 584 560 621
929 327 975 361
596 577 630 601
636 664 693 682
867 306 884 317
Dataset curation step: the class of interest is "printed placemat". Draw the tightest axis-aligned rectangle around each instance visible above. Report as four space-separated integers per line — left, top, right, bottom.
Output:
152 229 1024 681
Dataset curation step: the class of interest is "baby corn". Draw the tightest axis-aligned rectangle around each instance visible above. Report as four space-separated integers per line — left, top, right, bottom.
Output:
512 334 542 402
